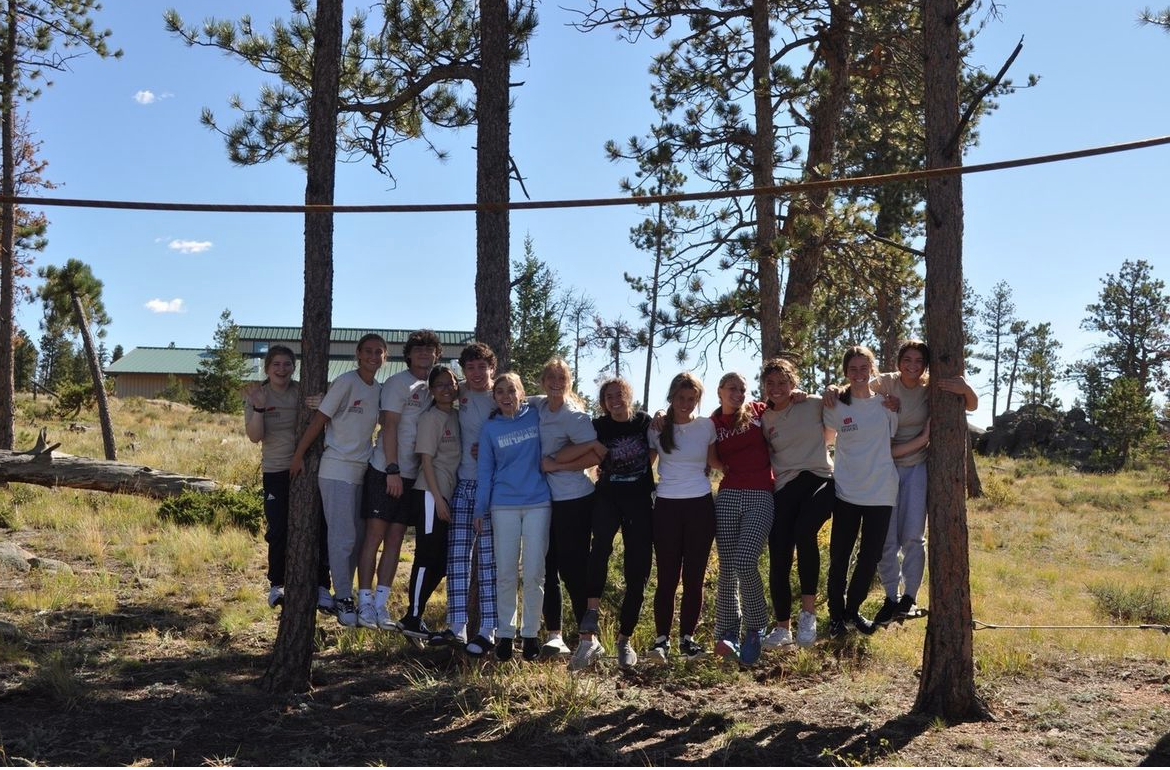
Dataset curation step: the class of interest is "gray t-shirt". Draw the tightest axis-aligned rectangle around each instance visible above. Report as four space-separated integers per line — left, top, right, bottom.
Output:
414 407 461 501
531 395 597 501
457 385 496 482
823 394 899 507
762 395 833 491
318 370 381 484
872 372 929 468
246 381 300 473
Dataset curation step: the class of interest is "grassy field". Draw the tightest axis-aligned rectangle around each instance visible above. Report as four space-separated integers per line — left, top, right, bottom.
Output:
1 394 1168 766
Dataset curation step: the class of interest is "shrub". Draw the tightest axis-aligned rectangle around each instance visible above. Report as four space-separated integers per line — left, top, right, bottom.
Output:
1087 582 1170 624
157 488 263 535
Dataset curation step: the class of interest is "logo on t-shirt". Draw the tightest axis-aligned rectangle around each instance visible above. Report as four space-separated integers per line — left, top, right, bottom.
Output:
347 400 364 414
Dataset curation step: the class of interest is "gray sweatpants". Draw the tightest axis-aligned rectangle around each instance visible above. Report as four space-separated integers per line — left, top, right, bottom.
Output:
319 476 366 600
878 461 927 600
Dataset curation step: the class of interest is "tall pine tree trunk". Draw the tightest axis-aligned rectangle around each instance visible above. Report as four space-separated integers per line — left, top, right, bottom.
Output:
476 0 511 369
71 293 116 460
779 0 851 353
915 0 988 722
751 0 780 359
0 2 17 451
261 0 342 695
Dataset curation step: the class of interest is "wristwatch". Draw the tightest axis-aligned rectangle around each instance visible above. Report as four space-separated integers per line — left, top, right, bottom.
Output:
385 463 401 475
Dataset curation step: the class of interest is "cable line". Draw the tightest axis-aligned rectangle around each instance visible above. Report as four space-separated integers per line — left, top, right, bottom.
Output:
2 134 1169 215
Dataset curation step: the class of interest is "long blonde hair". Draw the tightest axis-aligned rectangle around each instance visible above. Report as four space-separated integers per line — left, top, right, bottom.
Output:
660 372 704 454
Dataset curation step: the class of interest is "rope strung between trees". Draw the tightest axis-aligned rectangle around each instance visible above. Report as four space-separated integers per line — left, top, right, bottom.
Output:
2 134 1169 215
972 620 1170 633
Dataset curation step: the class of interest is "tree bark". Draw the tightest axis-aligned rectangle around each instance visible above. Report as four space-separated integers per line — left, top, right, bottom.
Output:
750 0 781 360
914 0 988 722
779 0 851 353
0 449 226 497
71 292 117 460
476 0 511 369
261 0 342 696
0 1 17 451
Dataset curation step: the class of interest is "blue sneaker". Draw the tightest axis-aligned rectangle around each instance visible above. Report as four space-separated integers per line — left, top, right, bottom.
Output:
714 633 740 661
740 629 763 666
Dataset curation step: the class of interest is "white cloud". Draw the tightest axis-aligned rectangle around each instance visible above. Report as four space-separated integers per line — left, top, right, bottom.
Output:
167 239 213 254
144 298 186 314
134 90 156 105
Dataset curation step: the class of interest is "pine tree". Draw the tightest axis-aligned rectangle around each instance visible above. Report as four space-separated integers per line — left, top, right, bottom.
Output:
508 236 566 389
12 326 34 390
191 309 249 414
37 258 116 459
1 0 119 450
1018 322 1062 408
977 280 1017 418
1080 259 1170 393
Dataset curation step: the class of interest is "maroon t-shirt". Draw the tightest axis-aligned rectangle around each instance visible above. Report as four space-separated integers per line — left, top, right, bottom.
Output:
711 400 774 491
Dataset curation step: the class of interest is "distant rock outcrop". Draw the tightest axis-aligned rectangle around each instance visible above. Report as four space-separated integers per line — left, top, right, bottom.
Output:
974 404 1106 467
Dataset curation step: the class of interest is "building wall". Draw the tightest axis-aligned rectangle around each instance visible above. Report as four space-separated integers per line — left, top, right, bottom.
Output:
112 373 195 400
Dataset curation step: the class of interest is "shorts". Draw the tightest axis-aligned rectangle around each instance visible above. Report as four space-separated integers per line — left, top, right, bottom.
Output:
361 465 415 525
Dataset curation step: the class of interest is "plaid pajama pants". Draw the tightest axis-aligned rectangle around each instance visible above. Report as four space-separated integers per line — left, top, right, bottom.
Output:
447 480 498 632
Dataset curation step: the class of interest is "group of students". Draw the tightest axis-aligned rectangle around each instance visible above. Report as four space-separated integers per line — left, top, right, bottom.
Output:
244 329 976 669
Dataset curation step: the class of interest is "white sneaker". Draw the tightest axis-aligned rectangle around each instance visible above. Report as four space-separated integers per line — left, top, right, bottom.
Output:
540 636 571 658
648 635 670 662
616 638 638 669
375 604 400 632
357 601 378 629
796 610 817 647
762 626 794 649
267 585 285 608
568 638 604 672
316 587 335 613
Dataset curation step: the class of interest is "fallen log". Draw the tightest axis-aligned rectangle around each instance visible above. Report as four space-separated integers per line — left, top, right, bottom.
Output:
0 429 227 499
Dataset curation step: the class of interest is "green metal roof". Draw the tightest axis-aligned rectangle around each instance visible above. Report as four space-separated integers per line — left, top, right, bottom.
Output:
238 326 475 347
105 347 210 375
106 347 417 384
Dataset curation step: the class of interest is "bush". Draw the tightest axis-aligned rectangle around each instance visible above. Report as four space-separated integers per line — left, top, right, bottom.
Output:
1087 582 1170 624
157 488 264 535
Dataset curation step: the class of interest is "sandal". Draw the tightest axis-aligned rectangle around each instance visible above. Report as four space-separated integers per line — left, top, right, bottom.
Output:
465 634 495 657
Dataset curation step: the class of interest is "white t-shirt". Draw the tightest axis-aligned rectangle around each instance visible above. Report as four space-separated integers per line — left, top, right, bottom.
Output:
648 417 716 499
456 384 496 482
823 394 899 507
370 368 431 479
318 370 381 484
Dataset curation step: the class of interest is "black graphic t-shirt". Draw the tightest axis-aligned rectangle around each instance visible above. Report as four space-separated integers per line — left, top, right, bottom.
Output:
593 412 654 496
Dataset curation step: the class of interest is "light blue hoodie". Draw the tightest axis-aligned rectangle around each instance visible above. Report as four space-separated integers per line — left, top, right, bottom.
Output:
473 403 550 518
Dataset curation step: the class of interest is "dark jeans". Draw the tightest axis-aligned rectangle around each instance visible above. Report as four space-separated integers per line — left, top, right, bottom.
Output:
543 493 595 630
586 487 654 637
263 470 330 588
770 472 834 622
652 494 716 638
827 499 892 620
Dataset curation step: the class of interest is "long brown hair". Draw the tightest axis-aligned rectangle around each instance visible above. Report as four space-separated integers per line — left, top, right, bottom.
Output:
660 372 704 454
839 345 878 405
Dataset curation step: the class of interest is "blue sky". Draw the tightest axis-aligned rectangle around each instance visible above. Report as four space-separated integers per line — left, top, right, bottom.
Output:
14 1 1170 427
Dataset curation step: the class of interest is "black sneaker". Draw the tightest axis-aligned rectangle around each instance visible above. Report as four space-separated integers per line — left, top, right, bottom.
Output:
873 597 900 625
398 614 431 640
828 617 847 639
850 611 878 635
679 636 706 660
496 637 514 662
897 594 918 617
521 637 541 661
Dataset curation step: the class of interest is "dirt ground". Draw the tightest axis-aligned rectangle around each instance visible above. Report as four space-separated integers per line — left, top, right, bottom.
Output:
1 533 1168 767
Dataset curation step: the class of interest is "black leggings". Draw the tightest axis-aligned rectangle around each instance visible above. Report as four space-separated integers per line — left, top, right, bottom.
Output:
543 493 595 630
827 499 892 620
585 487 654 637
263 470 331 588
652 494 716 638
769 472 834 622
